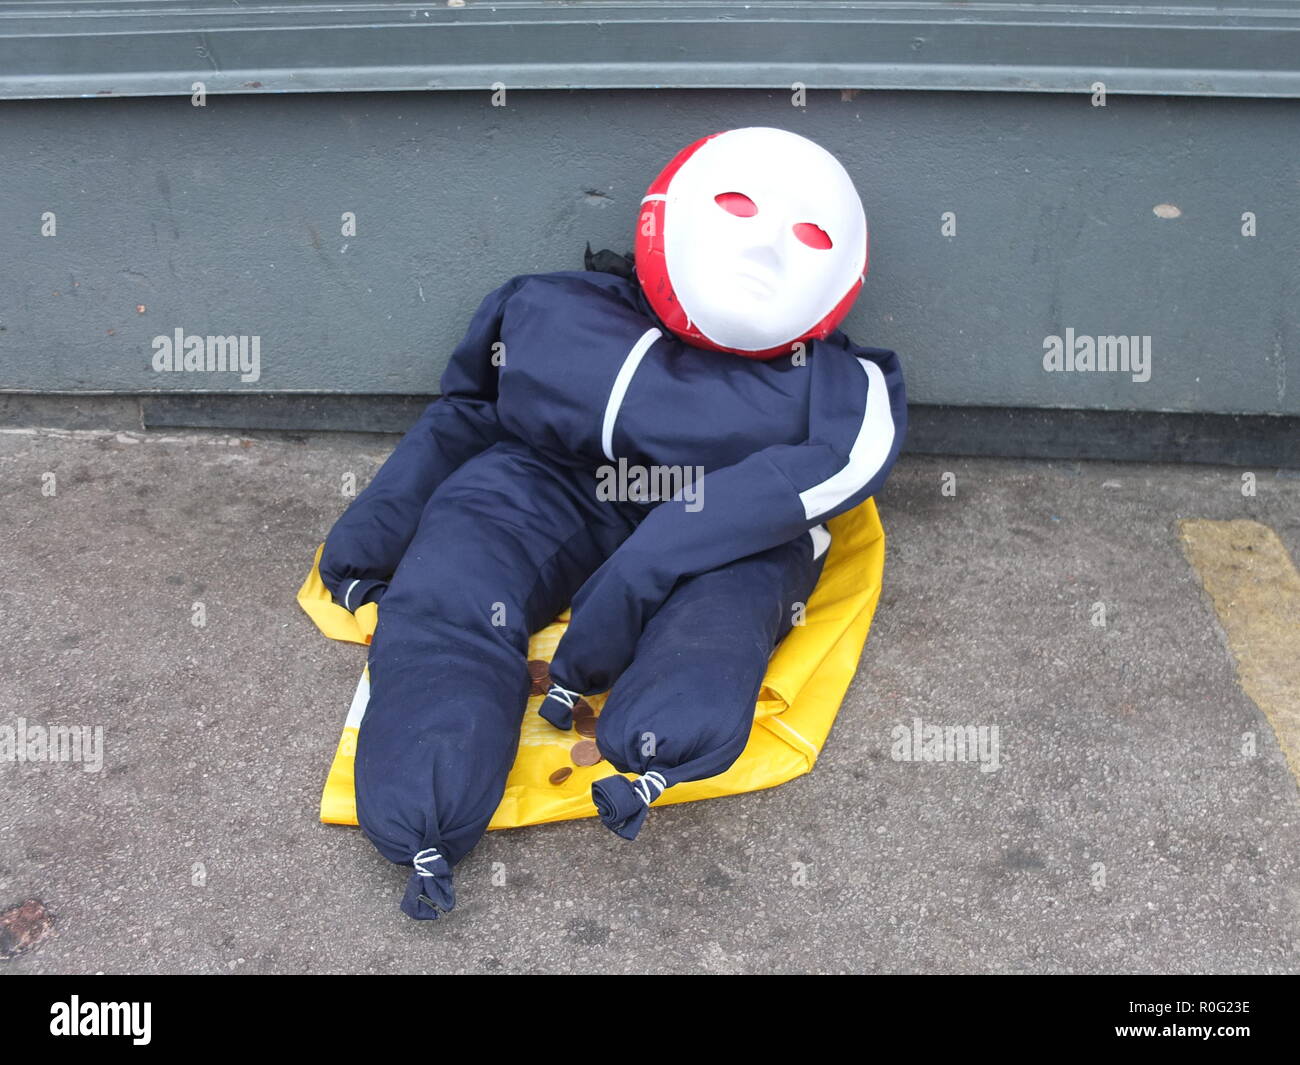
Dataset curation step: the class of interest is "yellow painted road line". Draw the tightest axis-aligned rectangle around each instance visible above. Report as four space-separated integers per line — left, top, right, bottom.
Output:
1179 519 1300 784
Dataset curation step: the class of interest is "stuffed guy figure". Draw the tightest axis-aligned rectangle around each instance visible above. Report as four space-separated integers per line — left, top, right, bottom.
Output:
317 127 907 919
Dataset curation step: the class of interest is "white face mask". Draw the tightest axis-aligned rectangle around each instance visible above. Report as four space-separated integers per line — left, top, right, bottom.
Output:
660 127 867 353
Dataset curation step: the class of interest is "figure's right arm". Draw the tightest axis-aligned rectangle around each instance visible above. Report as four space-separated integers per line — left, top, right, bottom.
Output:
318 275 527 610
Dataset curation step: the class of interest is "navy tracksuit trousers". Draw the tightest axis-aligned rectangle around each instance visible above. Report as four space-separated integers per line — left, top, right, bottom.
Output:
354 437 822 918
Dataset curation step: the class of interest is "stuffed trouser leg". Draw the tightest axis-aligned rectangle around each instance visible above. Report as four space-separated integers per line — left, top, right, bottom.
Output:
355 440 638 918
590 528 827 840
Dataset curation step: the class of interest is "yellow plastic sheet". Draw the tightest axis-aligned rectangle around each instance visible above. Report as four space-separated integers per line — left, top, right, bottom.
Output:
299 498 885 830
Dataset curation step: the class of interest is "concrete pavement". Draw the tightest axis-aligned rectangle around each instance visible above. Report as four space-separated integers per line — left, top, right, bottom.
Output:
1 425 1297 973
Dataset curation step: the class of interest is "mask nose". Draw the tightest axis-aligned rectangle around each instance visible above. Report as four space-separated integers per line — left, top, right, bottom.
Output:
733 206 789 276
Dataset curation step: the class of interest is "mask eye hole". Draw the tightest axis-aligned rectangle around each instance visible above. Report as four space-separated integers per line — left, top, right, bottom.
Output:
794 222 833 250
715 191 757 217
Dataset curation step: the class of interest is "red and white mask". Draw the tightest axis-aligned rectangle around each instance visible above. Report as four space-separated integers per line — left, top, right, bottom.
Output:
636 127 869 359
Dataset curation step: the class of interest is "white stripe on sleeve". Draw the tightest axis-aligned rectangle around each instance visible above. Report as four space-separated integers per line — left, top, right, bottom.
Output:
797 358 896 521
808 524 832 559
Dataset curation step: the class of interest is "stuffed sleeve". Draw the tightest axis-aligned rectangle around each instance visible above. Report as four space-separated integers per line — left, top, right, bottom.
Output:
318 275 527 610
548 344 907 694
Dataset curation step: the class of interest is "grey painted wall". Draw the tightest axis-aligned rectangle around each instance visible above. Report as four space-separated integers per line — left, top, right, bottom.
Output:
1 88 1296 414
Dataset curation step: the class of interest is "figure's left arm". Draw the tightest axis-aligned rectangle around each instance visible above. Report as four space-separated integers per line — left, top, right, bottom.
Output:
547 346 907 697
318 275 526 611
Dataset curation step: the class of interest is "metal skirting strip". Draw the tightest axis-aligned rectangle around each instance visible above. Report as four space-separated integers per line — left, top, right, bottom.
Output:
1 2 1299 100
2 393 1297 468
143 393 432 435
904 406 1300 469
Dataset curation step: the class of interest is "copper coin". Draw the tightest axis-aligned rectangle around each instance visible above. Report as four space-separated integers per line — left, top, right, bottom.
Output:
548 766 573 786
575 716 597 738
527 659 550 696
570 740 602 767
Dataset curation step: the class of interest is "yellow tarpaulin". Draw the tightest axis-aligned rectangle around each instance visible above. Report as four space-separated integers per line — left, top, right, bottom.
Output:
299 498 885 830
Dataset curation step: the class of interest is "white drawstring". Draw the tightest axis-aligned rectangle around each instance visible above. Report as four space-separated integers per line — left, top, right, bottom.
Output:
546 684 582 710
413 847 442 876
633 771 668 807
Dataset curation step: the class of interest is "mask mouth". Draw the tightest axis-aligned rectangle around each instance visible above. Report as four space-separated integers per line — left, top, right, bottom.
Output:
730 268 776 298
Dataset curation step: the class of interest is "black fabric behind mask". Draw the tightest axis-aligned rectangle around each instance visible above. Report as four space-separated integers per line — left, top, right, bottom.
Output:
584 242 636 279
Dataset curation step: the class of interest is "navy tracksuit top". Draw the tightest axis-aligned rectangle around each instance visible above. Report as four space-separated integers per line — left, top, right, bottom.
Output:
317 268 907 919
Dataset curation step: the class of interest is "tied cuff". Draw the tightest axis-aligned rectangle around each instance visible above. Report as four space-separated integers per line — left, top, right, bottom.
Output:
591 771 668 841
338 577 388 612
539 682 582 730
400 846 455 920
